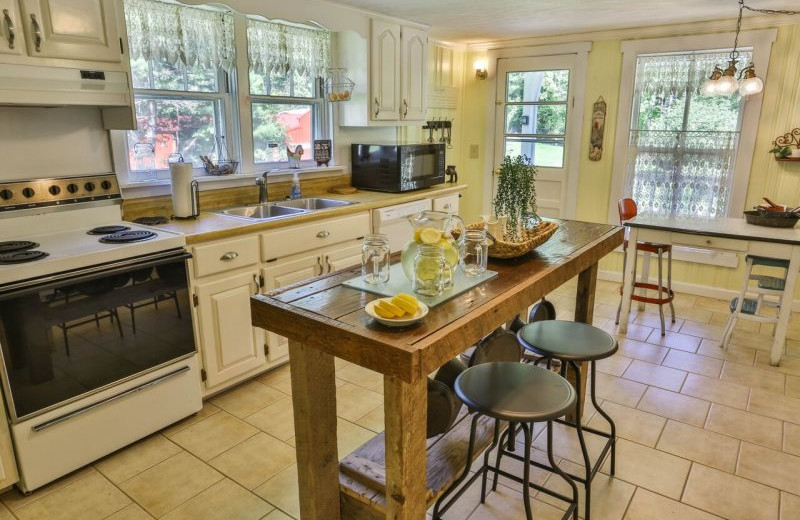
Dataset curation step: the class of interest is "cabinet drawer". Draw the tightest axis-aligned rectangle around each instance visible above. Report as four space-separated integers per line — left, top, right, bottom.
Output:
261 212 370 260
670 232 748 252
432 193 459 213
192 235 260 278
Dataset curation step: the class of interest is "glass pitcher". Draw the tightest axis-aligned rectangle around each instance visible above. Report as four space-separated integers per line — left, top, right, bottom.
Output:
413 245 454 297
400 210 465 282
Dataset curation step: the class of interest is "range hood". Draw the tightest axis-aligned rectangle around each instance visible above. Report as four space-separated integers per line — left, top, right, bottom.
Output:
0 63 135 129
0 63 131 107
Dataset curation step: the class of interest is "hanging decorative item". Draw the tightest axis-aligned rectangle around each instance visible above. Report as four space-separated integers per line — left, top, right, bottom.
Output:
701 0 800 97
324 68 355 102
313 139 332 166
770 128 800 160
589 97 607 161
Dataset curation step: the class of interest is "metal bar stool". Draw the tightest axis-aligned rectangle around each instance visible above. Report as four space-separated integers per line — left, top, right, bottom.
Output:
615 198 675 335
516 320 618 520
721 255 790 348
433 362 579 520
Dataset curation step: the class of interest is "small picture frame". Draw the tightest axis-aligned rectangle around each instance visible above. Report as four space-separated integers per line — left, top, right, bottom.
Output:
314 139 332 167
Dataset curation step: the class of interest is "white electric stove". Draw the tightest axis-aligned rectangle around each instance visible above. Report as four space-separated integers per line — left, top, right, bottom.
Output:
0 174 201 492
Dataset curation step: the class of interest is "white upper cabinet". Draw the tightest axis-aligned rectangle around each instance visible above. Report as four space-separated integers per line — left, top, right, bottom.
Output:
336 19 428 126
0 0 23 55
15 0 122 62
400 25 426 121
370 19 400 121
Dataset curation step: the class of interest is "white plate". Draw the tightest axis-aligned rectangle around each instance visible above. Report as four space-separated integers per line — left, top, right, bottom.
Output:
365 298 429 327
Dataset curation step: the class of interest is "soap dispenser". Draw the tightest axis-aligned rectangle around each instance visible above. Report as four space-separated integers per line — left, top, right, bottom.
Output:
290 172 302 199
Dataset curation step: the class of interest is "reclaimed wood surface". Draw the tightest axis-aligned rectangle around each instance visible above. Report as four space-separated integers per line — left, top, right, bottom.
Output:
252 220 622 384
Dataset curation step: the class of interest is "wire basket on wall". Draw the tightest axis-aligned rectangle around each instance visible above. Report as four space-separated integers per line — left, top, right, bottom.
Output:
324 68 355 102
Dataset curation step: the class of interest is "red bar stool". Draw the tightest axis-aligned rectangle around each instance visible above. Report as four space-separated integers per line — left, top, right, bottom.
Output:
615 198 675 335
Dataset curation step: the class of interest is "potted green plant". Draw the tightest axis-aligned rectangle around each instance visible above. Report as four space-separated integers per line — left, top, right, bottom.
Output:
769 145 791 159
492 155 538 242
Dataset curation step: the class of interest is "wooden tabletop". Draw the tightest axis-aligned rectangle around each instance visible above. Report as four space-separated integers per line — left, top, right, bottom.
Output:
251 219 623 383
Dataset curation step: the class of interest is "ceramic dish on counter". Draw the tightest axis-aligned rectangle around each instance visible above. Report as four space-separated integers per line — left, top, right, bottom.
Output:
365 298 429 327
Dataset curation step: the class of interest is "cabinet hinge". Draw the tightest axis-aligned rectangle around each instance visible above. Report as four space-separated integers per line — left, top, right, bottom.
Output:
200 368 207 382
119 38 124 54
264 343 269 356
258 275 265 289
193 294 199 307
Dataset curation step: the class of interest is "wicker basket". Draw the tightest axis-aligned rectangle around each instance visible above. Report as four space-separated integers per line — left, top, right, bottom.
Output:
467 220 559 259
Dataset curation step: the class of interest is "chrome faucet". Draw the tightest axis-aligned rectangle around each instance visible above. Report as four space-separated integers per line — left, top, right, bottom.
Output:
256 172 269 203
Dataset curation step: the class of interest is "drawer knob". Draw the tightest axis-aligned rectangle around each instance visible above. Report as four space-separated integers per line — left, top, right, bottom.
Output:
316 231 330 238
706 239 711 245
220 251 239 261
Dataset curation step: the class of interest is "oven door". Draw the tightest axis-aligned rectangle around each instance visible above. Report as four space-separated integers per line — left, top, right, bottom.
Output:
0 250 196 422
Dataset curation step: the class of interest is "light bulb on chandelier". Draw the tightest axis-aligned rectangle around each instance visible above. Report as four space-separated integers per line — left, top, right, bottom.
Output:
701 0 799 98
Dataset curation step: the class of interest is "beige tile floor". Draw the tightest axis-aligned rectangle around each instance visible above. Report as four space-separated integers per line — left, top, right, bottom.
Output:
4 278 800 520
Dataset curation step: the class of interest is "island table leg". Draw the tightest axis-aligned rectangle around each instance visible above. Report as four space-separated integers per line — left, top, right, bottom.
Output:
567 262 599 422
288 339 340 520
384 375 428 520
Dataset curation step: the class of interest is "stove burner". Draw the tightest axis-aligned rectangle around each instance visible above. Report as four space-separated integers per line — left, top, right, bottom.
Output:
133 216 169 226
0 241 39 253
88 225 131 235
99 230 157 244
0 250 48 264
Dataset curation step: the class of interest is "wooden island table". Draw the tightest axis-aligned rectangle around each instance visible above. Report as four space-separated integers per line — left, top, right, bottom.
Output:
251 219 622 520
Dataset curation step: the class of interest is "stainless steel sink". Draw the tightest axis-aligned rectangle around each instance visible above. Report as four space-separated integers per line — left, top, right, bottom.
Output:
216 203 308 220
275 198 358 210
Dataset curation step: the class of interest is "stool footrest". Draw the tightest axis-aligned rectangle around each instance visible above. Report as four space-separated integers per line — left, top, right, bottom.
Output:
628 282 674 305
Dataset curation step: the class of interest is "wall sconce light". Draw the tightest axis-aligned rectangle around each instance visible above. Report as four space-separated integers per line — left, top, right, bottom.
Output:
474 60 488 80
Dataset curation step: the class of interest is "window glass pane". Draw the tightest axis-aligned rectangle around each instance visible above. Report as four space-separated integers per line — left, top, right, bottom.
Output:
504 138 564 168
249 70 316 98
635 91 686 131
252 103 314 163
127 97 220 171
505 104 566 135
130 57 218 93
506 70 569 102
686 94 741 132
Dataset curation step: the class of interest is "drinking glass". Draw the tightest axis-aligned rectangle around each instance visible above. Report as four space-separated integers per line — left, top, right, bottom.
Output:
413 245 453 296
362 234 390 285
460 229 489 276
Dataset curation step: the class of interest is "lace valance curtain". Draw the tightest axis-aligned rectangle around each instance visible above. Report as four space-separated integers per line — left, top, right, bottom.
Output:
247 18 330 78
124 0 235 70
634 51 752 98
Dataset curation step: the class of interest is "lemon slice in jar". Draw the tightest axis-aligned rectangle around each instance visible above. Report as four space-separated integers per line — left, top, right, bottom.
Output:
418 227 443 245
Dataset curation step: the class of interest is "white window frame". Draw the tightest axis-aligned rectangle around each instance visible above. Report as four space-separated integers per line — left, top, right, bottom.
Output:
607 30 777 224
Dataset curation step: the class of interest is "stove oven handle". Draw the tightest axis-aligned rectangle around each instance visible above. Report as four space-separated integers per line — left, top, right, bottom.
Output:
31 365 192 432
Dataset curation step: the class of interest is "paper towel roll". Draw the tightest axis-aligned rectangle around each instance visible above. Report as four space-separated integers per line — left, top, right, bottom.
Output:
170 163 194 217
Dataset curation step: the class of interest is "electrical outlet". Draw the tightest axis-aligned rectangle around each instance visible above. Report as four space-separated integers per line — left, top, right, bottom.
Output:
469 144 479 159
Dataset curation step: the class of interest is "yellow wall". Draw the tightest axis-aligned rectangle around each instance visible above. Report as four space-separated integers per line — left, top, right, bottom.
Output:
458 23 800 294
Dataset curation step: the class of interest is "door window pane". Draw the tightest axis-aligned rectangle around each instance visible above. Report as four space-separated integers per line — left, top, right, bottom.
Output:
505 138 565 168
252 103 314 163
127 98 220 171
506 70 569 102
505 105 567 135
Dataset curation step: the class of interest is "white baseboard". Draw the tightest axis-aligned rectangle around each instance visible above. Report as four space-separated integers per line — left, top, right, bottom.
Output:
597 269 800 312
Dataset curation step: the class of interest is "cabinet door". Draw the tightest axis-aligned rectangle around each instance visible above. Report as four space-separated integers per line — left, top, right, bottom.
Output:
0 399 18 489
400 26 427 121
0 1 23 55
261 253 321 363
324 241 363 273
433 193 459 214
370 19 400 121
194 271 266 389
19 0 121 62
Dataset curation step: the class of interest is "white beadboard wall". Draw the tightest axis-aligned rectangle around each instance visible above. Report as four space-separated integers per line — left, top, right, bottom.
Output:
0 106 112 180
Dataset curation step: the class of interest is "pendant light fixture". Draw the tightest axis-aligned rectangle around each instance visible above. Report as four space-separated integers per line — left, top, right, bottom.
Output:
702 0 799 97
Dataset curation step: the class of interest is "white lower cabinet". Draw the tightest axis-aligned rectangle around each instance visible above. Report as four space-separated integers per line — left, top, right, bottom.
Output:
261 240 365 361
193 269 266 390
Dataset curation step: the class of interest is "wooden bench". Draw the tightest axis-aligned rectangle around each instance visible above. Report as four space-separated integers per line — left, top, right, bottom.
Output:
339 409 509 519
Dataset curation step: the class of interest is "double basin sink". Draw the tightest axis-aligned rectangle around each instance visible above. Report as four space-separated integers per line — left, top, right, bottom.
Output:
215 198 358 221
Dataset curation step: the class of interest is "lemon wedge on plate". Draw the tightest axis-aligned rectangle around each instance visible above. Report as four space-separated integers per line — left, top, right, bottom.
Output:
391 294 419 315
377 299 405 317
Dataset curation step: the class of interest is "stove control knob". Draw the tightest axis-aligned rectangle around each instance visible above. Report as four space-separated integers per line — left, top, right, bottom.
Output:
84 182 96 192
0 189 12 201
100 180 112 190
49 185 61 195
22 187 35 198
67 183 79 194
